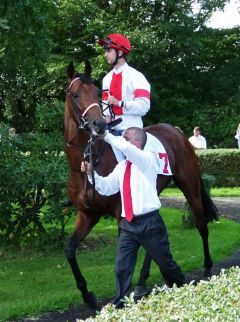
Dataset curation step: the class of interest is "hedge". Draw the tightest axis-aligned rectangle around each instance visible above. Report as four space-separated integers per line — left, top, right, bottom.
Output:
196 149 240 187
78 266 240 322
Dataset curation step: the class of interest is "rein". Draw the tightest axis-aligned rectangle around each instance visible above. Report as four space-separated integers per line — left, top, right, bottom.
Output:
100 89 115 120
83 136 95 209
66 134 98 210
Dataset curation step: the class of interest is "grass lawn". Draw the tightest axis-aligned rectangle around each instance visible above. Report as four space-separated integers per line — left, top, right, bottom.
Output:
0 208 239 321
161 187 240 197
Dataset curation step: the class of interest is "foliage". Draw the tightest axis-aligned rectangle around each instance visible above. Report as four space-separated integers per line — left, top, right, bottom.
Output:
182 173 216 229
0 102 70 246
79 266 240 322
0 0 56 129
1 0 239 149
196 149 240 187
187 28 240 147
182 205 197 229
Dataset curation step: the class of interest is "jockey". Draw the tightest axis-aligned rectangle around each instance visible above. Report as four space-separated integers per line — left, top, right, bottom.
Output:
98 33 151 133
98 33 172 177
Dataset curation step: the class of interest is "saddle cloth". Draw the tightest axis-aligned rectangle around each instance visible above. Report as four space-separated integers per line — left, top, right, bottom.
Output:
145 133 172 175
112 132 172 176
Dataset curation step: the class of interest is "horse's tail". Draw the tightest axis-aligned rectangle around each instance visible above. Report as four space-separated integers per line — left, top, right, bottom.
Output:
200 177 219 223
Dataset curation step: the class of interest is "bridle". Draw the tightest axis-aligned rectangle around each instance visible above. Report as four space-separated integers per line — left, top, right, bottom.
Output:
66 76 121 209
67 77 102 132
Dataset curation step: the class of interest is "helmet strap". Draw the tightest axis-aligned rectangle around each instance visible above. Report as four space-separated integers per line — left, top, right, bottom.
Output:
113 49 124 65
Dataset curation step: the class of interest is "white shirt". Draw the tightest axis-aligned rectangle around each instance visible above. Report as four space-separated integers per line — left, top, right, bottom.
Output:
235 129 240 140
189 135 207 149
88 132 161 218
102 63 150 130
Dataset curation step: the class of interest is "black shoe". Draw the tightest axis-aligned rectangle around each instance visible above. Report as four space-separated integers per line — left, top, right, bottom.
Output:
134 285 148 297
111 299 124 309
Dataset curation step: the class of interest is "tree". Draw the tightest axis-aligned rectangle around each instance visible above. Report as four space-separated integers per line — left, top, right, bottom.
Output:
1 1 239 143
0 0 56 130
188 27 240 147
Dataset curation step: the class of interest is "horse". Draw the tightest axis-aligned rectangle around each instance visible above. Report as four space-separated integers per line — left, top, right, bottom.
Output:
64 61 218 307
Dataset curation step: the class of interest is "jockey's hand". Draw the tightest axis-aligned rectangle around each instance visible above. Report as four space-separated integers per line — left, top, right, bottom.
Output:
81 161 92 176
107 95 119 106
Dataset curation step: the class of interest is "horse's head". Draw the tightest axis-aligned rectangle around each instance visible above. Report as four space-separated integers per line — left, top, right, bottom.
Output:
66 61 106 136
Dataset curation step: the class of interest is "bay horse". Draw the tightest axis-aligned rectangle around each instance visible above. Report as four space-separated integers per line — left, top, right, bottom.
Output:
64 62 218 307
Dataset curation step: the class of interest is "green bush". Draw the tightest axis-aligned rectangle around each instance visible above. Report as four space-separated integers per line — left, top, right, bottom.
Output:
0 101 71 246
196 149 240 187
79 266 240 322
182 173 216 229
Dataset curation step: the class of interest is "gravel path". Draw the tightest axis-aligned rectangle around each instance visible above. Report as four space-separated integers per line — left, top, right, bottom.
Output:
17 197 240 322
161 196 240 222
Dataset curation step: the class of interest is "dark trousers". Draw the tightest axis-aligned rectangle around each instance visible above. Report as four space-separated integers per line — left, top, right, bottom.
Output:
113 210 185 307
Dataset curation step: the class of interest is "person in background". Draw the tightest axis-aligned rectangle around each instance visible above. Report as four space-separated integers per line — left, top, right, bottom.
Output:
81 127 185 308
188 126 207 150
234 123 240 149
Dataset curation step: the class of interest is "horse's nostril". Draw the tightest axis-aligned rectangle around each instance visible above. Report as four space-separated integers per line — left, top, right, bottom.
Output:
94 119 106 131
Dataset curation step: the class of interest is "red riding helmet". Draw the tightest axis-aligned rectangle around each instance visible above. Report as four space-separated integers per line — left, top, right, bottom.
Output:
98 33 131 54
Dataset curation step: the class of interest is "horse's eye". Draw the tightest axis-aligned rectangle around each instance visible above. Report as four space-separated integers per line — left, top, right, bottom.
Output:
72 92 80 98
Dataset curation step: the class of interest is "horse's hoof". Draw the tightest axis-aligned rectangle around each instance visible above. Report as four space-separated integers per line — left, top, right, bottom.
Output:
83 291 97 308
134 285 148 298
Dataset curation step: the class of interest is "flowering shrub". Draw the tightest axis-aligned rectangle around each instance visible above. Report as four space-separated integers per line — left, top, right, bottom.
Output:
78 266 240 322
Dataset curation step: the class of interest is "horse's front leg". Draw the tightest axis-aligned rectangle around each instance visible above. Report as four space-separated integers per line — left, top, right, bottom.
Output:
65 210 99 308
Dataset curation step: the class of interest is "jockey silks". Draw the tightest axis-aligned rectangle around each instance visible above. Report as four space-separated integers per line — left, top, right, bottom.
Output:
102 63 150 130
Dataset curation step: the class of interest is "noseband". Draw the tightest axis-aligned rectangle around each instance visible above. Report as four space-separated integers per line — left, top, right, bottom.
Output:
67 77 101 131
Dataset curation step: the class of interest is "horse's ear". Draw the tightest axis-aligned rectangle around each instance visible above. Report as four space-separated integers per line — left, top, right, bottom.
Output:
67 61 75 80
84 60 92 78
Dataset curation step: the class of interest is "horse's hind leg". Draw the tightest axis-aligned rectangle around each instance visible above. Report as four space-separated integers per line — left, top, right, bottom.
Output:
199 222 212 277
65 210 99 307
174 175 213 277
189 197 212 276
